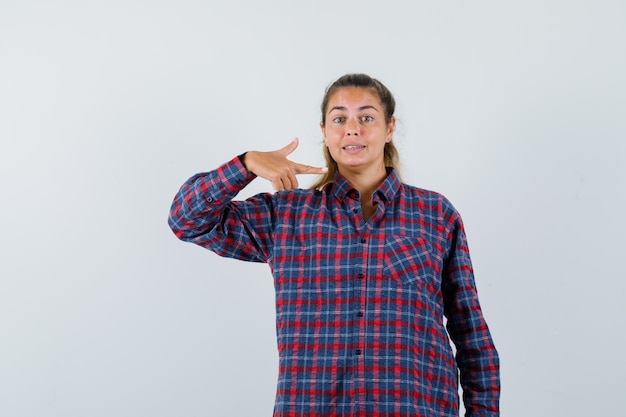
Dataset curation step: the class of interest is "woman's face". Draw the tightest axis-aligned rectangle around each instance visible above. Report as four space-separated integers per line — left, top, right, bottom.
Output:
321 87 395 176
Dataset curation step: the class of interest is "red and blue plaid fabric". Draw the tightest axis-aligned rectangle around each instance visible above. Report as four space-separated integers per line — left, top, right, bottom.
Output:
168 156 500 416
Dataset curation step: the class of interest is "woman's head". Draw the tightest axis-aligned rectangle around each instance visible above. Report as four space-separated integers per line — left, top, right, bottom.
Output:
312 73 400 189
320 73 396 126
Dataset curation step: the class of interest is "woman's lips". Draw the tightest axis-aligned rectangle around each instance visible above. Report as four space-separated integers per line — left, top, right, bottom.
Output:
343 145 366 154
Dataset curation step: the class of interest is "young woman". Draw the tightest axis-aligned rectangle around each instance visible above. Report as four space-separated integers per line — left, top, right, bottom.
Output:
168 73 500 416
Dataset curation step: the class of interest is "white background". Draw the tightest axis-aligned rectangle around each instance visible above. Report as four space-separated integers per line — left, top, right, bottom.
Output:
1 1 625 416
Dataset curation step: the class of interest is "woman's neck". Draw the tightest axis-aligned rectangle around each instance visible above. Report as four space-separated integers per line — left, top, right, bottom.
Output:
339 165 388 220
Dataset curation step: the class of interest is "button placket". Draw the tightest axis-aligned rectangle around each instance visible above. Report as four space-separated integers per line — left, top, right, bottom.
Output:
354 235 367 366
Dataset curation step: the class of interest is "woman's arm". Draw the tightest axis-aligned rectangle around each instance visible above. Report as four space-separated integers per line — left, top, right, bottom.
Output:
442 210 501 416
168 155 273 262
168 140 326 262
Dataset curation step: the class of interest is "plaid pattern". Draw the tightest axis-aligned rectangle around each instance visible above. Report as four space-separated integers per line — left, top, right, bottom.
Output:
168 156 500 416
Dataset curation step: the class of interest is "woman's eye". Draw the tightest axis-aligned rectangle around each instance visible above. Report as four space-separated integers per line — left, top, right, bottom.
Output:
360 115 373 122
333 116 345 123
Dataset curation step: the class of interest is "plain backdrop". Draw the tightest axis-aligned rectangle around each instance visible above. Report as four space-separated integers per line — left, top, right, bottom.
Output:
1 1 625 416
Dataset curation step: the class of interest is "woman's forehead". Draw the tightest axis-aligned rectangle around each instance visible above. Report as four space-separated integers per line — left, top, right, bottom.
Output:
326 87 382 110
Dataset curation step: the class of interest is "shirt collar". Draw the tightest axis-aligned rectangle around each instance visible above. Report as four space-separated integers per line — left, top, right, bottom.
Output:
329 168 402 203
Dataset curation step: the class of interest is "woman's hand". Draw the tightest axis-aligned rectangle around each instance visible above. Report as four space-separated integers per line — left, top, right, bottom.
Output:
242 138 327 190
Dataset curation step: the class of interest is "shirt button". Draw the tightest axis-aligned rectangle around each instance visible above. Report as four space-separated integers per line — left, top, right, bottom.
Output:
355 349 362 355
358 273 364 279
356 311 364 317
207 197 214 202
360 238 366 244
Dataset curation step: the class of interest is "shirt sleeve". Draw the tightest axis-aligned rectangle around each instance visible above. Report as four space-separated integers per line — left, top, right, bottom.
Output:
441 208 501 416
167 155 275 263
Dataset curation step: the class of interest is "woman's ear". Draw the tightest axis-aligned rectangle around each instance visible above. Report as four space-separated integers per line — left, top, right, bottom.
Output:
386 116 396 142
320 121 328 146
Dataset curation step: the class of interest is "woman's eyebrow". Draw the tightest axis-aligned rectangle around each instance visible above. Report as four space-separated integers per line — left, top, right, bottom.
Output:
328 105 380 113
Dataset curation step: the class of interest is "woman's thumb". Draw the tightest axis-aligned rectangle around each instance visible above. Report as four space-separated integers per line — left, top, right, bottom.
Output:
277 137 299 156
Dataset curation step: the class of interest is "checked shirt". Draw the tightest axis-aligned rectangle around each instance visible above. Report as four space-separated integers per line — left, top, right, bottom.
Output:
168 155 500 416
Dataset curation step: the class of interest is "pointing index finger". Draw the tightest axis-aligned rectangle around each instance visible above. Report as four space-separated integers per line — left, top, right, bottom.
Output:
293 163 329 175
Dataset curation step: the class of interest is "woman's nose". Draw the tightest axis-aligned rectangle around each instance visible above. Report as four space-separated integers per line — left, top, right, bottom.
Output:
346 118 359 135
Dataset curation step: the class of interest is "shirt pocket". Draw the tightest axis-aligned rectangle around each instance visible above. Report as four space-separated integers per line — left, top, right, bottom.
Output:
383 234 438 288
